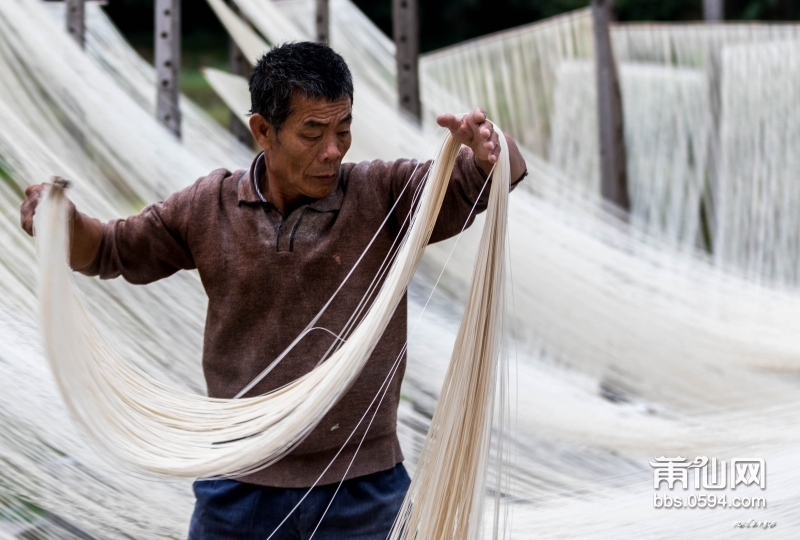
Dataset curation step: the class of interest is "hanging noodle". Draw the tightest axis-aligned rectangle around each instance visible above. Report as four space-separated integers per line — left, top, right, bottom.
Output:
34 130 508 483
2 0 800 537
549 60 710 247
390 126 510 540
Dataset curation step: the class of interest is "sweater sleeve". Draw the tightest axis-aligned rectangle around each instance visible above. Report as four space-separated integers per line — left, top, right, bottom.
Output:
370 146 526 244
79 182 198 284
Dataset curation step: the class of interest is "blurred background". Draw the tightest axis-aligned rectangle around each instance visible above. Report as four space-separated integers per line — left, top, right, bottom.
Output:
99 0 800 126
5 0 800 536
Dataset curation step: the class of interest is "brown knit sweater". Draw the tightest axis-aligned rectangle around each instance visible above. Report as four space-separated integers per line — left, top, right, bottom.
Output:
81 148 523 487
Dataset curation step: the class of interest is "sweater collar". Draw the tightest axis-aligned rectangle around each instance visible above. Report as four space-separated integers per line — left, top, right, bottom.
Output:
237 152 343 212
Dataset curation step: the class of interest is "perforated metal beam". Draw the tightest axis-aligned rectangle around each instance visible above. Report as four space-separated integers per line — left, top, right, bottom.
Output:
66 0 85 49
316 0 330 44
155 0 181 138
393 0 421 122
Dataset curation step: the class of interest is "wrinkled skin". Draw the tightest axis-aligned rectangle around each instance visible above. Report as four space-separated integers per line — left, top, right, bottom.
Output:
249 95 354 215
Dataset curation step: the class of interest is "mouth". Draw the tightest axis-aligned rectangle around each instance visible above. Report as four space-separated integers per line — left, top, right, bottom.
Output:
312 173 338 183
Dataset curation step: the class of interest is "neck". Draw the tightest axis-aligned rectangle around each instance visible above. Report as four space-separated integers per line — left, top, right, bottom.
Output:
258 169 311 216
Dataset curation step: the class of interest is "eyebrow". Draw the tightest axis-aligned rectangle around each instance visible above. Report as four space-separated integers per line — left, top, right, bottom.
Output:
304 114 353 128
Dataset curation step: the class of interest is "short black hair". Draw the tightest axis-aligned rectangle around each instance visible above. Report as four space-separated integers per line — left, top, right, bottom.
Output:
249 42 354 133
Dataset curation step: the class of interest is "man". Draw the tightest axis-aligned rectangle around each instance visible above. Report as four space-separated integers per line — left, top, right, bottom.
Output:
20 42 526 539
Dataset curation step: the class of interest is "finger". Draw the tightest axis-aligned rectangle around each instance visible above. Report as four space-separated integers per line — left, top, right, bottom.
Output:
477 120 494 141
465 109 484 132
484 130 500 150
20 186 41 213
466 108 493 148
492 132 502 161
483 132 501 163
20 195 36 214
24 184 45 198
436 113 460 132
20 202 34 236
22 215 33 236
440 113 473 143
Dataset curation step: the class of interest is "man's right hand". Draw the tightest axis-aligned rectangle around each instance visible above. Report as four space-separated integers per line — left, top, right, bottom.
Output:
19 182 104 270
20 183 66 237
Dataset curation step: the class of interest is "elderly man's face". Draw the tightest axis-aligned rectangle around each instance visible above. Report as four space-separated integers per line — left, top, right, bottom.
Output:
256 93 353 205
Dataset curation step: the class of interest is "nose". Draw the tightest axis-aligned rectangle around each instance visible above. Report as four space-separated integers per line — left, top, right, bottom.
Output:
319 136 343 163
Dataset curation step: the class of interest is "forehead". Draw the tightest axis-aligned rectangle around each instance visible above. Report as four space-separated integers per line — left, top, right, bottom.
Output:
288 94 352 126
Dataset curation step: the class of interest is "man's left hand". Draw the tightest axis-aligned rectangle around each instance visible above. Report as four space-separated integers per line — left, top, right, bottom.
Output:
437 108 525 180
437 108 500 166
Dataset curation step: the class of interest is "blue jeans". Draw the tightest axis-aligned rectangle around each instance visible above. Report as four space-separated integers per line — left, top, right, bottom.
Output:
188 464 410 540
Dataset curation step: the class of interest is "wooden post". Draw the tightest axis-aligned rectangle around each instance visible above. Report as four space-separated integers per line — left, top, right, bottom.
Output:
393 0 421 123
703 0 724 21
229 1 253 144
316 0 330 44
65 0 87 146
591 0 629 210
155 0 181 138
66 0 85 49
700 0 725 251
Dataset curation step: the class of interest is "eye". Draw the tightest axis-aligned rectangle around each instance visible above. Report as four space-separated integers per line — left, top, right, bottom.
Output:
338 130 350 137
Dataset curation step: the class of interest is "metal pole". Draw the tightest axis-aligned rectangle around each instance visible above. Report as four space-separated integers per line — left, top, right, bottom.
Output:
65 0 87 146
155 0 181 138
591 0 629 210
393 0 421 123
228 1 253 143
701 0 724 252
316 0 330 44
66 0 85 49
703 0 724 21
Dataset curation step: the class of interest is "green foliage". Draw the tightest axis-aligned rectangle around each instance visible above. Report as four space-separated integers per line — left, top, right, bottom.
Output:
353 0 592 52
103 0 227 44
615 0 701 21
105 1 800 56
729 0 800 20
351 0 800 51
180 49 231 127
353 0 706 51
0 155 23 201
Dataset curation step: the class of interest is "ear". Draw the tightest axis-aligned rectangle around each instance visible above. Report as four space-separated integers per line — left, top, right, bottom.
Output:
249 114 274 151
